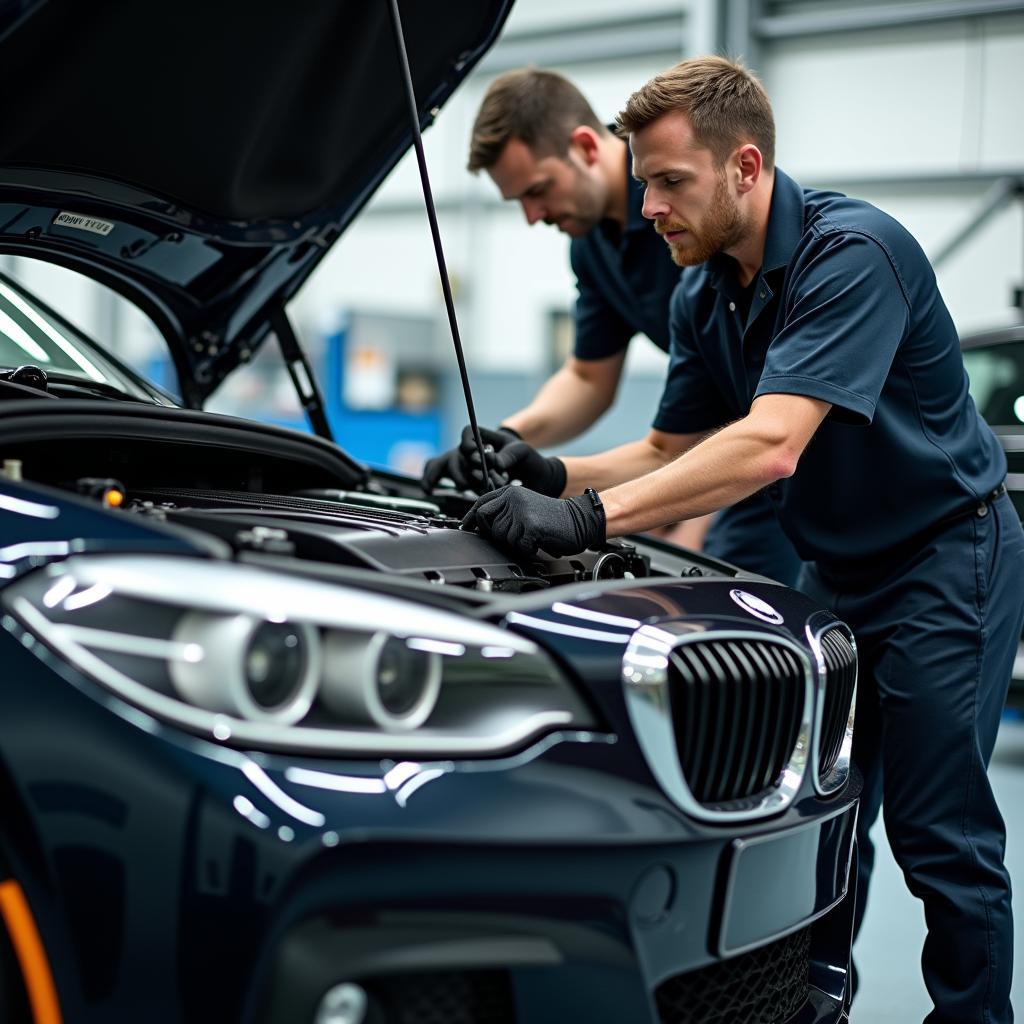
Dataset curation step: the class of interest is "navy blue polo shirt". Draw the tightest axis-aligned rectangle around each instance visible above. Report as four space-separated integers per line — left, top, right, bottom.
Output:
654 169 1006 566
569 156 680 358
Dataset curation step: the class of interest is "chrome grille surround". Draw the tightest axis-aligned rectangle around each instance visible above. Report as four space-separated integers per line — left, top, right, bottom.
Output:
622 623 813 823
806 615 858 797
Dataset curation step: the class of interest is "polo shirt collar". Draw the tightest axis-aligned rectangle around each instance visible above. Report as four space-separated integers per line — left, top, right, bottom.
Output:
762 168 806 274
596 148 652 247
624 170 649 235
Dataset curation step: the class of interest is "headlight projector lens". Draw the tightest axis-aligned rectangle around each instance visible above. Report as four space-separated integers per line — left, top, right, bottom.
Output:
170 613 319 724
322 632 442 730
245 621 312 710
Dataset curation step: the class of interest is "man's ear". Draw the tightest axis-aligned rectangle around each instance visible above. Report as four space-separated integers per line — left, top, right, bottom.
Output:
733 144 763 194
569 125 602 165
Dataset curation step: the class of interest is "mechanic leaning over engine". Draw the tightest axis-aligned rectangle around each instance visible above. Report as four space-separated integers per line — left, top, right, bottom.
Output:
463 56 1024 1024
421 68 802 585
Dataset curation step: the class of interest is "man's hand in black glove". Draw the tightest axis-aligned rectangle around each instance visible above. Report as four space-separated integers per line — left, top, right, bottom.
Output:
462 485 606 558
421 425 518 493
488 438 566 497
421 425 566 497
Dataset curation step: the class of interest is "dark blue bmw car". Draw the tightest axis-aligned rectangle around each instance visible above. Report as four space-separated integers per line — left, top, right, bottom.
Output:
0 2 859 1022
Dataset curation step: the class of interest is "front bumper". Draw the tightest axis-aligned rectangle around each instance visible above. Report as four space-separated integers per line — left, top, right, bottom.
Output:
246 827 857 1024
0 617 858 1024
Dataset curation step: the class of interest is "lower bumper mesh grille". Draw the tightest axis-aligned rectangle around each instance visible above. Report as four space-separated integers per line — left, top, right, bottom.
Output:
655 926 811 1024
361 969 515 1024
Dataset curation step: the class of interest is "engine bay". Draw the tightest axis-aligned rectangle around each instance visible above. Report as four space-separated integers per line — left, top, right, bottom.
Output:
121 484 661 592
0 401 733 591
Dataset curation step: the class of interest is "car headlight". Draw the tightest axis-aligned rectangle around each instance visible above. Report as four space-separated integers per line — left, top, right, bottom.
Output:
169 613 321 725
3 555 594 756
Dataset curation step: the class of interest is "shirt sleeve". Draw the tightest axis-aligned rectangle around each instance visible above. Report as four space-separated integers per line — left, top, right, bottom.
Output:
569 240 635 360
652 281 732 434
754 230 911 425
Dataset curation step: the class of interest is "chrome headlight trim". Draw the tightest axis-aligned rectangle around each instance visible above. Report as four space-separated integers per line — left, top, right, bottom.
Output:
806 616 858 797
622 622 814 823
168 613 321 724
5 555 591 756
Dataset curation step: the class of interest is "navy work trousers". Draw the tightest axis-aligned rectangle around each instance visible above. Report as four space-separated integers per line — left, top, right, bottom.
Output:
800 492 1024 1023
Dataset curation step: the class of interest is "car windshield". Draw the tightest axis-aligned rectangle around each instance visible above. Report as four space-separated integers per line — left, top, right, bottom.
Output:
963 337 1024 425
0 273 173 404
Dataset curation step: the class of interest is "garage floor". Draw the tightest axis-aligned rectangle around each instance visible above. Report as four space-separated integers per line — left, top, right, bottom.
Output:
853 715 1024 1021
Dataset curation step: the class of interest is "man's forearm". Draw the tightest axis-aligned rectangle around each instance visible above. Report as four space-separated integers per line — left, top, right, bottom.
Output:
560 436 679 494
502 356 623 447
600 395 831 536
601 433 775 536
461 396 829 562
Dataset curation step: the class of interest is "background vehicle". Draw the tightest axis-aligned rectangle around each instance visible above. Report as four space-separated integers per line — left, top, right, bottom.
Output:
962 322 1024 710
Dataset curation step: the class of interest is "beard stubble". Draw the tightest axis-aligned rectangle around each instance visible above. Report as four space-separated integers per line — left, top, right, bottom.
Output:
656 174 746 267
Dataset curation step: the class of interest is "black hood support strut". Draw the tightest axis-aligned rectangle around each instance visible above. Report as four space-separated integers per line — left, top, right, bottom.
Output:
272 308 333 441
387 0 495 493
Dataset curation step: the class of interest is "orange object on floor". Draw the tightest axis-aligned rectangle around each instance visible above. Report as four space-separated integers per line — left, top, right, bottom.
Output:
0 879 62 1024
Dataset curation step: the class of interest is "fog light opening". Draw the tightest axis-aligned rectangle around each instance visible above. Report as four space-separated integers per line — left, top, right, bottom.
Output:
315 982 369 1024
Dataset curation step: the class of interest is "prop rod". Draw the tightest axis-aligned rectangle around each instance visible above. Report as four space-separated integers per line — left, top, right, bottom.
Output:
387 0 494 493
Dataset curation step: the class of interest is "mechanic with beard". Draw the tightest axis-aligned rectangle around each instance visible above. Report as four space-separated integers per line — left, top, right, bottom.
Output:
422 67 801 585
464 56 1024 1023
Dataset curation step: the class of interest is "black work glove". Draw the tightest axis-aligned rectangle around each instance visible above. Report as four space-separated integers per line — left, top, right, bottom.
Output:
462 485 606 558
488 438 567 497
421 425 520 493
422 425 567 497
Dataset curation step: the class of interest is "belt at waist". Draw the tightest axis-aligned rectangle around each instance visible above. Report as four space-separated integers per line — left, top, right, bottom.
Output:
816 483 1007 580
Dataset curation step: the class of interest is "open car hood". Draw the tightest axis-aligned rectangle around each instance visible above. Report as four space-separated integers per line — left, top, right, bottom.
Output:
0 0 512 405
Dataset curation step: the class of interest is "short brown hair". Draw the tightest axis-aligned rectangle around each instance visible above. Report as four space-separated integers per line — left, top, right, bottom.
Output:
616 57 775 170
467 68 607 173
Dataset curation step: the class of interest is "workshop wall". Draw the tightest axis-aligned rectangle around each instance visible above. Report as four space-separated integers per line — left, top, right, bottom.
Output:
290 0 1024 446
767 11 1024 335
